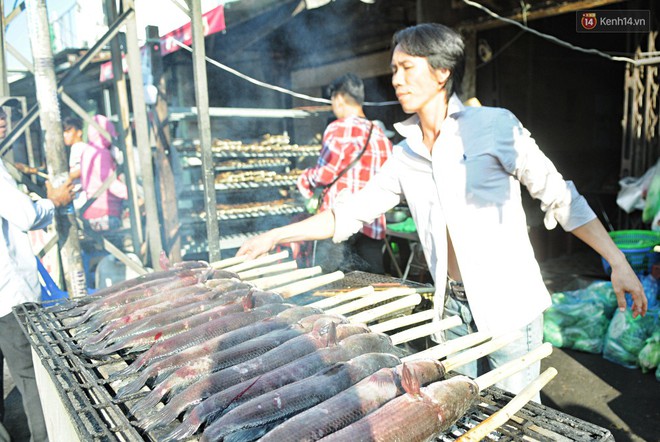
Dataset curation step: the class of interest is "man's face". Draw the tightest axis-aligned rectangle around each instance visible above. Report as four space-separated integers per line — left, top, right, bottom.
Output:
63 127 82 147
391 45 450 115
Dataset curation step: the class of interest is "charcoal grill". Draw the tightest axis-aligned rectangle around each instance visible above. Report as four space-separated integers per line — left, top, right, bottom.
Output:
14 271 614 442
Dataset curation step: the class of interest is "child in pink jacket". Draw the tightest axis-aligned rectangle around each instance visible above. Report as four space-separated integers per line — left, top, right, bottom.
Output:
80 115 128 231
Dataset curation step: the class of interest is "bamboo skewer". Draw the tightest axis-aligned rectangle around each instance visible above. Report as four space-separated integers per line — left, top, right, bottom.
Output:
224 250 290 273
251 267 322 290
276 271 345 298
456 367 558 442
348 294 422 324
368 309 435 333
440 331 523 372
326 287 416 316
401 332 490 363
475 343 553 392
389 316 462 345
308 286 376 310
237 261 298 280
210 255 248 269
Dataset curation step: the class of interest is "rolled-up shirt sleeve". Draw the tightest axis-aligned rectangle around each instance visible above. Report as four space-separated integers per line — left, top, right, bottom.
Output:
497 110 596 231
332 156 403 242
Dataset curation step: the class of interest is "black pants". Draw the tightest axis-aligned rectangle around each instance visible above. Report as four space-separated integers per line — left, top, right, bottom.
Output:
313 232 385 274
0 312 48 442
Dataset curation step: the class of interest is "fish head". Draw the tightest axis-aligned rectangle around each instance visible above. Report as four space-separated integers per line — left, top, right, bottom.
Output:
422 376 479 429
339 332 397 356
297 313 347 331
275 307 323 324
252 290 285 306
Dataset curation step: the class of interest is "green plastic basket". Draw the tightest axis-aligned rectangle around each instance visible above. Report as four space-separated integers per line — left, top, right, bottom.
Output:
602 230 660 274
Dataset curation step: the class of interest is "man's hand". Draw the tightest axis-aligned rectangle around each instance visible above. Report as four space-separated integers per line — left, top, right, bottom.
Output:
46 176 74 208
15 162 36 175
610 260 647 318
237 231 278 260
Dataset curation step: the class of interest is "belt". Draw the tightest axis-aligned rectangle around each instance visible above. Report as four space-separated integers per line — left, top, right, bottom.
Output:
447 279 468 302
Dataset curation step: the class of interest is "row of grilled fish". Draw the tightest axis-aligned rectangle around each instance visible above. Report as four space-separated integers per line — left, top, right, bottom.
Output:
50 260 483 441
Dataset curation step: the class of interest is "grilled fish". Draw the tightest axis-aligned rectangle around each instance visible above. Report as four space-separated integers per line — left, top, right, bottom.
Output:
200 352 402 442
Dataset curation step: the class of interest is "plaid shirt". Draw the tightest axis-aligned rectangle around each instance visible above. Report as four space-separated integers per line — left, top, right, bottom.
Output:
297 116 392 239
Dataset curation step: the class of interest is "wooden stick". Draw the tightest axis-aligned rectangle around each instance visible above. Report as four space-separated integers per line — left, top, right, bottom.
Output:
237 261 298 280
224 250 290 273
457 367 558 442
389 316 462 345
326 287 416 316
252 267 323 290
348 294 421 324
401 332 490 363
442 331 523 372
275 271 345 298
369 309 435 334
475 342 553 392
308 286 375 310
210 255 247 269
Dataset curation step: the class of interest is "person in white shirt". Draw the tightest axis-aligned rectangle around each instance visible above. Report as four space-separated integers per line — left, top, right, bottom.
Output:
0 109 74 441
237 23 646 398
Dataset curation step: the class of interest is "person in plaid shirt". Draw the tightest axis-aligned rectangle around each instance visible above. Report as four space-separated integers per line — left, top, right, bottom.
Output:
297 73 393 273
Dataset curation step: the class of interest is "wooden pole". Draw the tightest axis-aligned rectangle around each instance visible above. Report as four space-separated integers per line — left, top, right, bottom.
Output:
123 0 163 268
25 0 86 296
187 0 220 262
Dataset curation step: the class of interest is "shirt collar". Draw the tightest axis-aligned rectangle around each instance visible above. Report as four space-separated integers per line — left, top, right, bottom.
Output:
393 93 465 140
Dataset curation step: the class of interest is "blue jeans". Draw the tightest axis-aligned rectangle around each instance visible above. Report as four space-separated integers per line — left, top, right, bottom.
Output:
443 293 544 402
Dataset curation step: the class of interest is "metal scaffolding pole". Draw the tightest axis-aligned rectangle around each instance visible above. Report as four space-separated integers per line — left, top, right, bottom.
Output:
104 0 144 258
187 0 220 262
122 0 163 267
25 0 86 296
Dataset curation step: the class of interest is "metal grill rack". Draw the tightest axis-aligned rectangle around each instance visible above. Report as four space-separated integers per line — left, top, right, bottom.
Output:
14 275 614 442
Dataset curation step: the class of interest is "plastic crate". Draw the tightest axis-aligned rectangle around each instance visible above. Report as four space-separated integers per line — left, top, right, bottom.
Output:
602 230 660 275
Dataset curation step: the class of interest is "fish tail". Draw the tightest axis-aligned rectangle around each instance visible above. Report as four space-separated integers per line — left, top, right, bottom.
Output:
152 366 176 385
162 407 204 441
129 383 169 417
115 369 152 398
81 325 115 347
140 399 184 432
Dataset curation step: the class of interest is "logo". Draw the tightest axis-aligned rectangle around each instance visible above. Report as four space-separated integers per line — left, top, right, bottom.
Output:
581 12 597 30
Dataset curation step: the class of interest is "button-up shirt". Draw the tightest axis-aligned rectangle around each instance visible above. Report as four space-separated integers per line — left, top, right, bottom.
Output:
0 160 54 317
332 94 596 335
297 116 392 240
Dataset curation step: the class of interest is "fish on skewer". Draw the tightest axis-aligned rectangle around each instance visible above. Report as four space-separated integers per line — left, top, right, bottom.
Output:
133 322 371 426
88 293 287 357
319 343 553 442
115 310 335 397
82 283 255 351
199 352 402 442
257 332 522 442
152 336 403 438
45 260 213 313
110 307 330 380
73 284 213 337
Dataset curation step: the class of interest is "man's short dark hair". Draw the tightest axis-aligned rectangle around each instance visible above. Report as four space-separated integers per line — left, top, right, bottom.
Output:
327 73 365 106
63 116 83 131
392 23 465 98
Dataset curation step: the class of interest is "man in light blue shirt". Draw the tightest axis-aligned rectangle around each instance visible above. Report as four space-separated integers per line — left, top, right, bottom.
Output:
0 108 74 441
238 24 645 399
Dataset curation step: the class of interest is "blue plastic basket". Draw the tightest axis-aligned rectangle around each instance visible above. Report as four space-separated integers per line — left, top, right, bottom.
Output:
602 230 660 275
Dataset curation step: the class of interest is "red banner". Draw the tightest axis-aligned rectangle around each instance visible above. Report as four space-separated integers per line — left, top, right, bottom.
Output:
99 5 225 82
160 4 225 56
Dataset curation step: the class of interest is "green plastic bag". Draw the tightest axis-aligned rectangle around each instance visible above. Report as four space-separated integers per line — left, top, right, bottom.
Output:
642 164 660 223
603 308 659 369
638 330 660 374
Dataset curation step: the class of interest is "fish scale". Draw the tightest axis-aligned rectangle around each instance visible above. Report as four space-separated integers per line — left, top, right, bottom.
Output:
139 323 370 433
114 308 330 387
259 360 447 442
159 332 401 440
200 352 402 442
